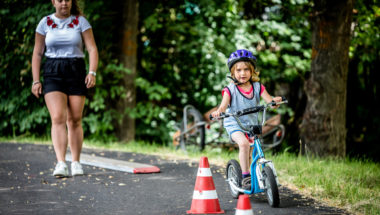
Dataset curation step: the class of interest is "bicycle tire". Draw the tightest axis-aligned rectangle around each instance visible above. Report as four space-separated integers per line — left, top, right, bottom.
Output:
226 159 242 199
263 166 280 207
179 106 206 151
261 124 285 151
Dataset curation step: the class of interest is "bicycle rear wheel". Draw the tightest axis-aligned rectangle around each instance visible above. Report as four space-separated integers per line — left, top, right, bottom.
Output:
263 166 280 207
179 106 206 151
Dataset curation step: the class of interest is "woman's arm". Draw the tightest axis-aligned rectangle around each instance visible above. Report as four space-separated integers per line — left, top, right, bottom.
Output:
82 28 98 88
31 33 45 98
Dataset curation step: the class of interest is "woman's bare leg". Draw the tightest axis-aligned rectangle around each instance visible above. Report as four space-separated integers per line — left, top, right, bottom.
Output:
45 92 68 162
66 95 86 162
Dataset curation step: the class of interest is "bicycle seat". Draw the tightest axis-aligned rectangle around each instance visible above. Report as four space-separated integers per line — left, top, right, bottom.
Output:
249 125 262 135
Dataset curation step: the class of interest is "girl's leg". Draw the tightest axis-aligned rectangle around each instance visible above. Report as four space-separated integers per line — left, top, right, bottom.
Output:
231 131 251 173
66 95 86 162
45 92 68 162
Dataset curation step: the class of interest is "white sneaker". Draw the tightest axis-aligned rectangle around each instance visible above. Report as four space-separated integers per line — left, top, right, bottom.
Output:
53 161 69 177
71 161 84 176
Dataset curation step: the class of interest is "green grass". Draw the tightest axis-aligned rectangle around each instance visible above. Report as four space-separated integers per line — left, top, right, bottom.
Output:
273 152 380 215
2 137 379 215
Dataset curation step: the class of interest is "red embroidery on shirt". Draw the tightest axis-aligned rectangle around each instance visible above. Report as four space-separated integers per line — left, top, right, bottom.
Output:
47 17 57 28
47 16 79 29
72 16 79 25
68 16 79 28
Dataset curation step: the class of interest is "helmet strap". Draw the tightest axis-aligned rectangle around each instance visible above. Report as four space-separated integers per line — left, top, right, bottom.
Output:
227 76 246 85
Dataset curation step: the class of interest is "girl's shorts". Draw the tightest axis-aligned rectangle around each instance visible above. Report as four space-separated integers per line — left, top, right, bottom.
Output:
225 125 245 143
43 58 87 96
225 124 255 143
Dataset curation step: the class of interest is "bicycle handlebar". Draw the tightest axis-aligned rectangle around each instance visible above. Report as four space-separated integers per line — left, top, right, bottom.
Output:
209 98 288 121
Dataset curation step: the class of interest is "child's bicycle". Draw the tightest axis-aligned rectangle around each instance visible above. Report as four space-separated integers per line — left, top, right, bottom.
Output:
173 105 286 152
210 99 288 207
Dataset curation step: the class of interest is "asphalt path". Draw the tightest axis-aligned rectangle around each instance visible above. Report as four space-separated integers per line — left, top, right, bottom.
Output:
0 142 350 215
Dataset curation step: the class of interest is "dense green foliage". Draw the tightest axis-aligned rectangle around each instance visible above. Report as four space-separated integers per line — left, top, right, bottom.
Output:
0 1 51 137
0 0 129 141
137 0 310 143
0 0 378 160
346 0 380 160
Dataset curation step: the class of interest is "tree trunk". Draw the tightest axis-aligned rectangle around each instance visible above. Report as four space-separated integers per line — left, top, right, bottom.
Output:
116 0 139 142
299 0 354 157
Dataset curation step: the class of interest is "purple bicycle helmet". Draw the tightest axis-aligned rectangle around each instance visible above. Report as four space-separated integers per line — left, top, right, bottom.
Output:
227 49 257 71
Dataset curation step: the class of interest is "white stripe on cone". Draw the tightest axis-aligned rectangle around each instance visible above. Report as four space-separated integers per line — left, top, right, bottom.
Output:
192 190 218 199
197 167 212 176
235 209 254 215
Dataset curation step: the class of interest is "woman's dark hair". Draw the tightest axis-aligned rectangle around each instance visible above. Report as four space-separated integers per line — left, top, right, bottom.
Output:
71 0 83 16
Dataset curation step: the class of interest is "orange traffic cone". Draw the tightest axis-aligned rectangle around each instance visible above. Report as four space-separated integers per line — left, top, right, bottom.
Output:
187 157 224 214
235 195 253 215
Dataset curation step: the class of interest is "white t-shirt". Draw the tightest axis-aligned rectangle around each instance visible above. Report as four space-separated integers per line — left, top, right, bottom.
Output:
36 14 92 58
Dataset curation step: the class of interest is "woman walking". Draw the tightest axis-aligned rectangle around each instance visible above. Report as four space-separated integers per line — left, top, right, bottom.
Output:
31 0 98 177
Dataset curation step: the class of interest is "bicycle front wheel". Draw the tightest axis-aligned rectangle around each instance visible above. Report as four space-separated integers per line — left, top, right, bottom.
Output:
226 159 242 199
263 166 280 207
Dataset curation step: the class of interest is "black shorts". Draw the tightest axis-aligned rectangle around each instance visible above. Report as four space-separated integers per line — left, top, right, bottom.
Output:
43 58 87 96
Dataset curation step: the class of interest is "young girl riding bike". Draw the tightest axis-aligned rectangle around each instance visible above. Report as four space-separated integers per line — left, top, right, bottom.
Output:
211 49 282 189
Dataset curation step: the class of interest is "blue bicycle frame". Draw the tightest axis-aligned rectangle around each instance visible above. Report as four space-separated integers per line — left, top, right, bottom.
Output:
245 137 265 194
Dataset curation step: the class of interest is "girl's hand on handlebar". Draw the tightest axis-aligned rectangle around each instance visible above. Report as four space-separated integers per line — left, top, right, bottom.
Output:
211 110 222 119
271 96 282 108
